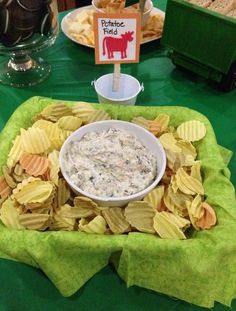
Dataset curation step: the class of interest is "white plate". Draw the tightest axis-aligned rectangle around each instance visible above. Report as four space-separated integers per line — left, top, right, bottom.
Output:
61 5 165 48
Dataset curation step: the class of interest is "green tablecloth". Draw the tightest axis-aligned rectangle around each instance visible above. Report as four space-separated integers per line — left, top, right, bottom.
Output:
0 1 236 310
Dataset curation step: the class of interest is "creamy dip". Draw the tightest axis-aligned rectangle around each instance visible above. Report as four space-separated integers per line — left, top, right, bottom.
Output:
63 128 157 197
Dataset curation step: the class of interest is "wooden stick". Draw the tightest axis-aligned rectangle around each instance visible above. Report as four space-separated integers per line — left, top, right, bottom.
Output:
112 63 121 92
139 0 147 24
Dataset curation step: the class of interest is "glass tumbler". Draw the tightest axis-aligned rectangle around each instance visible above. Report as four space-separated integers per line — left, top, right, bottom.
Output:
0 0 59 87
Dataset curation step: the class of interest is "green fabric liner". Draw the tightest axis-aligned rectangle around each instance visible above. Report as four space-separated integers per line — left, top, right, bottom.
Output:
218 145 233 167
0 96 236 308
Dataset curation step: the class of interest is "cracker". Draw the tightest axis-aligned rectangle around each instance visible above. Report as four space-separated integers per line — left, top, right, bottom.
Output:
208 0 236 14
188 0 213 8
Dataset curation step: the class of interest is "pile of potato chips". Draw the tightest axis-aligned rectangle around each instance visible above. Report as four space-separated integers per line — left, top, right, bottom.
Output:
0 102 217 239
67 8 164 46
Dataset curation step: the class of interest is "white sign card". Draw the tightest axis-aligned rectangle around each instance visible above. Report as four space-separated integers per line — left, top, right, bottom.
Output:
94 13 141 64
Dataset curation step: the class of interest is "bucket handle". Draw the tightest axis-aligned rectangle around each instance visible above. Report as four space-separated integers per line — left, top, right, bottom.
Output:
91 80 96 87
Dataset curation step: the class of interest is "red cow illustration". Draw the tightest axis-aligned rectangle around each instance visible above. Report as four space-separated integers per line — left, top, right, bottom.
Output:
102 31 134 59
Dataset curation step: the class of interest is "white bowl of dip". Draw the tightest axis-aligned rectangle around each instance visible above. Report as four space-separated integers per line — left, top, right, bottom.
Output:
59 120 166 207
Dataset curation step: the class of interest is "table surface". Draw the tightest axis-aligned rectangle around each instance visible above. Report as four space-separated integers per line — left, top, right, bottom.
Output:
0 1 236 310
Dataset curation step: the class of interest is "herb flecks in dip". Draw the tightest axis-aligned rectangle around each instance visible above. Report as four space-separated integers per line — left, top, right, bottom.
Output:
64 128 157 197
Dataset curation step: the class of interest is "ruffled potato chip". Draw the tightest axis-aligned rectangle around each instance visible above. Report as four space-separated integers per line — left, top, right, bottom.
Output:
190 161 202 183
58 204 90 218
13 178 54 205
74 196 97 209
19 213 50 231
41 103 72 122
154 114 170 132
177 120 206 142
40 168 51 181
24 201 43 210
55 203 97 220
164 149 181 171
143 186 165 211
24 186 55 211
171 175 179 193
60 129 73 140
48 150 60 186
186 194 203 229
50 204 76 231
72 102 96 123
57 116 83 131
50 138 64 151
73 196 100 217
25 202 51 212
2 166 16 189
164 186 190 217
50 103 72 119
175 168 204 195
161 167 175 186
131 116 149 130
12 172 30 183
159 133 182 153
34 105 57 122
196 202 217 230
14 163 24 176
30 207 50 214
165 143 193 171
12 177 39 194
20 154 49 177
176 140 197 160
102 207 130 234
171 151 195 172
0 176 11 199
87 109 111 123
7 135 24 169
32 120 63 150
163 190 176 215
32 119 61 138
179 153 196 168
78 215 107 234
169 140 197 170
153 212 187 239
57 178 71 207
20 127 51 154
166 186 193 217
0 197 23 229
164 212 191 231
124 201 155 233
148 120 161 136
